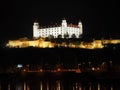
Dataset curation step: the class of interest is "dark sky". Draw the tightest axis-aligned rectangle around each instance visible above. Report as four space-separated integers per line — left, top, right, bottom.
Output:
0 0 119 45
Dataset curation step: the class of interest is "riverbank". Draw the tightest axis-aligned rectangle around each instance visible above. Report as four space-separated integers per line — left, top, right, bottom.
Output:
0 71 120 82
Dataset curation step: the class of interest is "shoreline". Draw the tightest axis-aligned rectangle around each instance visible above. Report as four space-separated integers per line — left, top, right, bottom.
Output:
0 71 120 81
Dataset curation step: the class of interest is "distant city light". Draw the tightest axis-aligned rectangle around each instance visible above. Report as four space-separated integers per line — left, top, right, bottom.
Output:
57 68 61 72
17 64 23 68
92 67 95 71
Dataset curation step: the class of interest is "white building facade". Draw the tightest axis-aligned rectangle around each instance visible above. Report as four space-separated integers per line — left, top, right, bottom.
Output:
33 19 83 38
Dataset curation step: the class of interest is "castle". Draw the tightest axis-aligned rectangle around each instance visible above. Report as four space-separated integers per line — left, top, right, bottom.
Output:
33 19 83 38
6 18 120 49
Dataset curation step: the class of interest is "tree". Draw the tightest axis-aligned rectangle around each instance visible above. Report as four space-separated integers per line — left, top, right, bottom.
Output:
64 33 69 47
57 34 62 39
71 34 76 39
48 35 54 40
48 35 54 42
71 34 77 47
64 33 69 39
56 35 62 47
45 37 49 41
79 34 82 38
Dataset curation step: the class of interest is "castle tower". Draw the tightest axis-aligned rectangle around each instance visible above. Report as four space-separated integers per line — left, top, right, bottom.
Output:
61 19 67 38
33 21 39 38
78 20 82 28
78 20 83 35
62 18 67 27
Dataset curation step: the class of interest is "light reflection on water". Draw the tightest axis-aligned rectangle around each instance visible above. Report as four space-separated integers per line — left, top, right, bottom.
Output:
0 79 118 90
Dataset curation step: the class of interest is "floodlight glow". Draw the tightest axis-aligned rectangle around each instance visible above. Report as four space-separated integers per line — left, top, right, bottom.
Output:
17 64 23 68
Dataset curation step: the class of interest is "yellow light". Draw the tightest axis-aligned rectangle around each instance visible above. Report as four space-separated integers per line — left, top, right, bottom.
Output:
92 67 95 71
97 67 100 71
39 69 43 72
57 68 61 72
23 69 26 72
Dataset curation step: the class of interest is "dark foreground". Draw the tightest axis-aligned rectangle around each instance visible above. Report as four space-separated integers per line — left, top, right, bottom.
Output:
0 47 120 89
0 72 120 90
0 47 120 65
1 71 120 80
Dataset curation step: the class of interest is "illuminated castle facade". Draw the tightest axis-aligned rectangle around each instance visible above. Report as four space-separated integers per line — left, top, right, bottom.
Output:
33 19 83 38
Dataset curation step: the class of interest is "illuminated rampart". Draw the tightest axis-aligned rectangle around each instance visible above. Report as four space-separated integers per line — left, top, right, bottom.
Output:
6 38 54 48
6 38 120 49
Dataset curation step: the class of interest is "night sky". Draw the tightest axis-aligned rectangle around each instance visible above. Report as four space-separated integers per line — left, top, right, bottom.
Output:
0 0 119 46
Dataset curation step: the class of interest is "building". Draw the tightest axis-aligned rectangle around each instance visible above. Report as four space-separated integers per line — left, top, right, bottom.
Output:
33 19 83 38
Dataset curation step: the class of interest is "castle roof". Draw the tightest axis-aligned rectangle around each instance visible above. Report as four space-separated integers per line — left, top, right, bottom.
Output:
67 24 79 28
39 24 61 29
